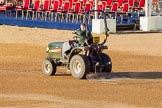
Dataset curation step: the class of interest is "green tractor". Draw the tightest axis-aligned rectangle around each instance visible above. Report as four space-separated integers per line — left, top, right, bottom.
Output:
42 10 112 79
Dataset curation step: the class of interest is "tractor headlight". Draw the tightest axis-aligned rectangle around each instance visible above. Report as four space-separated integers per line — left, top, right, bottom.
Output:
46 47 49 52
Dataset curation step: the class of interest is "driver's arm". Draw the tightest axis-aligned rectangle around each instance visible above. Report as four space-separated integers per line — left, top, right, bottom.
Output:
73 30 82 36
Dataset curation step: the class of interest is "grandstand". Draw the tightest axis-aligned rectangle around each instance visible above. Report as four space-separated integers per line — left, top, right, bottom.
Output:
0 0 162 31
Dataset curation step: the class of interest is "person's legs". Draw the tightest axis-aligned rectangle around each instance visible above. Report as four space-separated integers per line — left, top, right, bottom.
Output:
62 41 71 59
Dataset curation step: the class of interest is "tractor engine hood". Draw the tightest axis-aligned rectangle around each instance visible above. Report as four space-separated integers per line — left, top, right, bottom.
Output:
47 42 64 52
46 42 64 59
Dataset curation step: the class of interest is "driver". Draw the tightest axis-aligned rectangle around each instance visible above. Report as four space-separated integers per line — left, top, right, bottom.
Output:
72 23 92 46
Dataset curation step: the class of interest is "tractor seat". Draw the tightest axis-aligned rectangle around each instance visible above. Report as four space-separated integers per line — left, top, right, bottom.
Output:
87 37 93 45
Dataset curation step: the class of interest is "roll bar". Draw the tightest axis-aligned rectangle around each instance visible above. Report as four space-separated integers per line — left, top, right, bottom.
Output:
84 10 109 45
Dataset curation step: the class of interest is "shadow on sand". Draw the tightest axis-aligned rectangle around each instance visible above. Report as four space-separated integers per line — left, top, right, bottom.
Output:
86 72 162 80
55 74 71 77
52 72 162 80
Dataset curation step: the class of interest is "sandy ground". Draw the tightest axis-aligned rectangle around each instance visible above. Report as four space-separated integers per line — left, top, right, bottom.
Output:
0 25 162 108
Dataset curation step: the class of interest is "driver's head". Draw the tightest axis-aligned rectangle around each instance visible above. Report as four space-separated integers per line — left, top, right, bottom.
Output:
80 23 86 31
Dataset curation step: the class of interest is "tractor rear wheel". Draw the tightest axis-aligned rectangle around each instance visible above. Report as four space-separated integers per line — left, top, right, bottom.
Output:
70 55 91 79
99 53 112 72
42 58 57 76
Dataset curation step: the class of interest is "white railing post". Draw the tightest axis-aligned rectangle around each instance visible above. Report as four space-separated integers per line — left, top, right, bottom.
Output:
145 0 152 16
94 0 98 19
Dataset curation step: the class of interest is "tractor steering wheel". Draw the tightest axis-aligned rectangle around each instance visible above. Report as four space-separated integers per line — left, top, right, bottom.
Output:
73 36 80 41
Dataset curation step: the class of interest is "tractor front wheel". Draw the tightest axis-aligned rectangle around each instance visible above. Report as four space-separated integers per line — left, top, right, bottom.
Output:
42 58 57 76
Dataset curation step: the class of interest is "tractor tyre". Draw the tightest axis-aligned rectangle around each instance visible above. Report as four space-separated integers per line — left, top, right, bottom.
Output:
42 58 57 76
70 54 91 79
99 53 112 72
